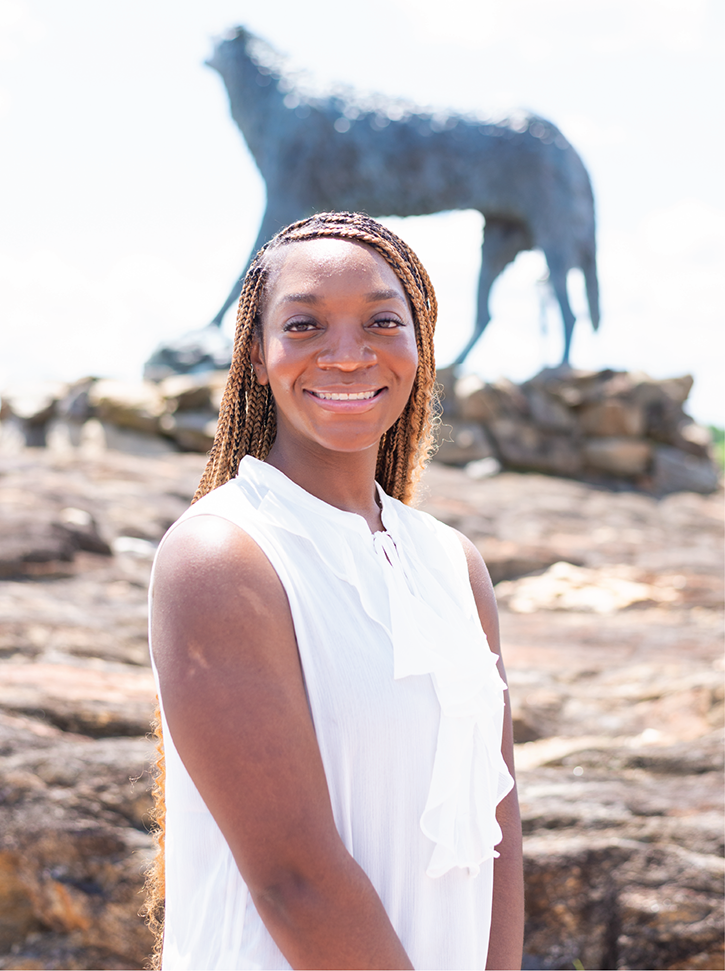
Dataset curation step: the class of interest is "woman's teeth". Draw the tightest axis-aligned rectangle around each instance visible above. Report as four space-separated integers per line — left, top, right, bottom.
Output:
312 390 377 400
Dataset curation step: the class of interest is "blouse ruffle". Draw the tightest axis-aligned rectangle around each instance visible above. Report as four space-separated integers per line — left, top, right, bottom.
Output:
234 457 514 879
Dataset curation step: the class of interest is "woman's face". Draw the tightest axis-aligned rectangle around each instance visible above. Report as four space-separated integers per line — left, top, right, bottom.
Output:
251 237 419 458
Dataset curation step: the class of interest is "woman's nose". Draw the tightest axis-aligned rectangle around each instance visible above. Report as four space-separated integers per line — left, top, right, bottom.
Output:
317 327 377 370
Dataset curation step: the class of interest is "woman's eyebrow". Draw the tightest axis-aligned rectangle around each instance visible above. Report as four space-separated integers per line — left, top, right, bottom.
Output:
366 289 406 303
280 289 406 305
280 292 319 305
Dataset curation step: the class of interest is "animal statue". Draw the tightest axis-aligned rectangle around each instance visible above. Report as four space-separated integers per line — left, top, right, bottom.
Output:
206 26 600 366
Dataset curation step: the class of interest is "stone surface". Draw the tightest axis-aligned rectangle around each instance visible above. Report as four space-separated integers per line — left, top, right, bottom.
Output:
0 448 722 970
0 506 111 580
434 420 494 466
583 437 653 476
159 410 218 452
527 388 577 433
0 713 156 969
440 366 720 493
158 371 227 413
492 419 584 476
654 445 721 495
88 381 166 436
579 399 646 437
0 663 156 736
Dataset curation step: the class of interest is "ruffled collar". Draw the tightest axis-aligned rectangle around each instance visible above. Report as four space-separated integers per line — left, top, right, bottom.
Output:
239 455 395 537
234 455 514 879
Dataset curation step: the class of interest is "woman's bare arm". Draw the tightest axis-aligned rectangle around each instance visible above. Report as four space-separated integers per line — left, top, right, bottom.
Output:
151 514 413 971
457 531 525 971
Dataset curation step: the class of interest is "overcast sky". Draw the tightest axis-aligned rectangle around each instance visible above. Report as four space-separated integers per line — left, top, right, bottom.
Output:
1 0 723 423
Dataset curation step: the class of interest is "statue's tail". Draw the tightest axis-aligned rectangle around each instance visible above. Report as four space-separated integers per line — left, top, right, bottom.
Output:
581 247 600 332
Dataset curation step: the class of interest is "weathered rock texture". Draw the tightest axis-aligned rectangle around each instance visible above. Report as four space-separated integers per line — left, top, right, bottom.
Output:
0 449 204 969
0 373 227 457
437 366 720 495
0 444 722 970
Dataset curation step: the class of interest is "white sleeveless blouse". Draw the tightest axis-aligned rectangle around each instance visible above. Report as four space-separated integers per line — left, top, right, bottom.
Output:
149 456 513 970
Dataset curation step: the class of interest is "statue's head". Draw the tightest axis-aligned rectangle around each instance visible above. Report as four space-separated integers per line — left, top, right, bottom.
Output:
206 26 278 85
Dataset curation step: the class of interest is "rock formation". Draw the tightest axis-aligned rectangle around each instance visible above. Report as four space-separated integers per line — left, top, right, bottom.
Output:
0 438 721 969
435 366 720 495
1 367 720 496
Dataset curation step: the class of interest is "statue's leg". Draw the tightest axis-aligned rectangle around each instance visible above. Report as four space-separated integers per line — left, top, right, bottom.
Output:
453 217 528 365
545 258 577 365
209 206 295 327
581 248 600 331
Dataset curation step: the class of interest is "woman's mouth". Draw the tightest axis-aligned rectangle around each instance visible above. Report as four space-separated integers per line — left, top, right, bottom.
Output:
303 387 387 412
308 389 382 401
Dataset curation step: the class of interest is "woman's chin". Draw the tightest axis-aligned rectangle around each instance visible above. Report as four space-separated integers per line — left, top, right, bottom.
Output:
311 433 384 456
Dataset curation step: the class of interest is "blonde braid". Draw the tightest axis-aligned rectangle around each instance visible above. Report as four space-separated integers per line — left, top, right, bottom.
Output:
143 703 166 969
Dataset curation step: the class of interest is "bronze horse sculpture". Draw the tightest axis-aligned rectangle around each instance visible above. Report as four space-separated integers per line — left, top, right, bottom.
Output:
153 27 599 375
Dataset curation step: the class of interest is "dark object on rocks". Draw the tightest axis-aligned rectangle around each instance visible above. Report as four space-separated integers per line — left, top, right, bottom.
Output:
144 325 233 382
0 382 66 447
202 26 599 367
0 508 111 579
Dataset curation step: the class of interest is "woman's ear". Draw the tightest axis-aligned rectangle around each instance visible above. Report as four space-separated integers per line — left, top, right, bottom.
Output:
250 335 269 386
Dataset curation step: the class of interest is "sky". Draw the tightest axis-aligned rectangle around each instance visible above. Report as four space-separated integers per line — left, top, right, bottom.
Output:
1 0 723 424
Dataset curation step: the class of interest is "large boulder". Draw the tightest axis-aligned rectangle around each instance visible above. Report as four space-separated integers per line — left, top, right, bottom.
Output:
579 398 646 437
158 371 228 413
489 418 583 476
88 381 166 436
433 367 720 493
583 437 652 477
159 410 218 453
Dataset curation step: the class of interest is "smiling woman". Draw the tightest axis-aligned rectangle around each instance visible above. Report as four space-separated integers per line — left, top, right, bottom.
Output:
145 212 523 971
250 237 420 495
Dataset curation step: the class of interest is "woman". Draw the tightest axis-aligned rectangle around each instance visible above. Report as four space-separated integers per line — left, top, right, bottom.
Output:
147 212 523 970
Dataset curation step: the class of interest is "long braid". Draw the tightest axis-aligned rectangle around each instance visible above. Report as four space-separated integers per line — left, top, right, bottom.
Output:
146 212 439 963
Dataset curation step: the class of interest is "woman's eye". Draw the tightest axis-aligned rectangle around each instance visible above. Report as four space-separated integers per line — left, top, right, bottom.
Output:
283 319 318 333
372 316 403 329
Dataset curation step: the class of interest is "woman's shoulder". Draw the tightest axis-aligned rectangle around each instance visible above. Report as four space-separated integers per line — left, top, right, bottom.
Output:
150 472 277 607
158 467 265 551
151 504 273 602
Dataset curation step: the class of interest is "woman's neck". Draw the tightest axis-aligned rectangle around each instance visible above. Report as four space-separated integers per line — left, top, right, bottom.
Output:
264 439 383 532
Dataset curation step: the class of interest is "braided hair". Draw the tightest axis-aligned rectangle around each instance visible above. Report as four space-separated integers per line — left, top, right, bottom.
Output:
144 212 439 965
194 210 439 504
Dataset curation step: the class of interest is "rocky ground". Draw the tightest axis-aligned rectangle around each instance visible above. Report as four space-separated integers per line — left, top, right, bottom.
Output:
0 445 722 970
